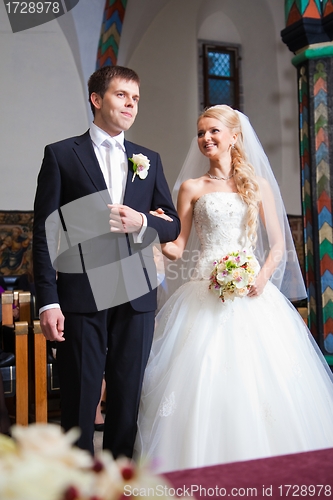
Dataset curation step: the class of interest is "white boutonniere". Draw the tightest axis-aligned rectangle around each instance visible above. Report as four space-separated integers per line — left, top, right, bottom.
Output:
129 153 150 182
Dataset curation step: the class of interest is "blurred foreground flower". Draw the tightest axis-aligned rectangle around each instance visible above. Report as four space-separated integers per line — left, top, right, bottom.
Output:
0 424 179 500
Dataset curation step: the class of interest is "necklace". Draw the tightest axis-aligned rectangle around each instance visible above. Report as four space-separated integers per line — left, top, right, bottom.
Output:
207 171 234 181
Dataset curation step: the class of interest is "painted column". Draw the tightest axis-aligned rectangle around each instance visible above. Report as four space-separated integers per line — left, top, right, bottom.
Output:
96 0 128 68
282 0 333 361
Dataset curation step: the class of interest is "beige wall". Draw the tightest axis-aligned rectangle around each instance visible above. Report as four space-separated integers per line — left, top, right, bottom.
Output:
0 0 302 214
0 1 89 210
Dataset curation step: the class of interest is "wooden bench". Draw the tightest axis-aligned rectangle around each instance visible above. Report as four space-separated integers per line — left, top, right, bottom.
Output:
1 290 48 424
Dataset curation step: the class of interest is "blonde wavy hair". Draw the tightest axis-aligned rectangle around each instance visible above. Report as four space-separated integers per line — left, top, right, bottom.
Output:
198 105 261 245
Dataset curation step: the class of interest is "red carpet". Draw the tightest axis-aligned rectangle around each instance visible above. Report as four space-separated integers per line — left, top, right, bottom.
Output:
164 448 333 498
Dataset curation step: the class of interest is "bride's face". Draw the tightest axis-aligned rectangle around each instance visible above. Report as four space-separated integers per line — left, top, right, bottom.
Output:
197 117 235 160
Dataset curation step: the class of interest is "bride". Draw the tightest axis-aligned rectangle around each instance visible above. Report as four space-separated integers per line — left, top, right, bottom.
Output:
134 105 333 473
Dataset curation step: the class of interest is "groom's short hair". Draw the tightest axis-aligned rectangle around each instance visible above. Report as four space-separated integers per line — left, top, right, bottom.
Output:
88 65 140 115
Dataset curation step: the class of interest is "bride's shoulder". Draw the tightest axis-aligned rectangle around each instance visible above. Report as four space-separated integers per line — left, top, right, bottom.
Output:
179 177 206 203
256 175 268 186
180 176 206 191
255 176 274 195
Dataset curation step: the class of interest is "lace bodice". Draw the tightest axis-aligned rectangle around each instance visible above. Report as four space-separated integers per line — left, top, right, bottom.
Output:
192 192 250 279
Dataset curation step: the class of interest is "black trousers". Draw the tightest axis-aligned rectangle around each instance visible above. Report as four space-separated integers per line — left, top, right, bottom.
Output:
56 302 155 457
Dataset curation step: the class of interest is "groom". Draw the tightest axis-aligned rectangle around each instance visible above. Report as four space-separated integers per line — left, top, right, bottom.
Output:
33 65 180 457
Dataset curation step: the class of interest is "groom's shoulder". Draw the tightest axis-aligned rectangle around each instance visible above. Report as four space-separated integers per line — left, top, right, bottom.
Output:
124 140 160 160
46 130 90 150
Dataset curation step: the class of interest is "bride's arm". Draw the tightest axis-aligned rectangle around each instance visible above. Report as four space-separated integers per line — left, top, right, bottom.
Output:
248 178 285 296
160 181 196 261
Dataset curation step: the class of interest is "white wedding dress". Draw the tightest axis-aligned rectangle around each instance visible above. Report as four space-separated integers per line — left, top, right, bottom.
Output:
134 192 333 473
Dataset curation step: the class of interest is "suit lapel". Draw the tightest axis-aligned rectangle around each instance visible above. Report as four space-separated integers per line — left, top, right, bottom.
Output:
73 131 108 193
123 140 138 205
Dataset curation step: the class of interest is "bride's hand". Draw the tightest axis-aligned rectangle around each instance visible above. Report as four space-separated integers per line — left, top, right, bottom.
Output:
247 273 268 297
149 208 173 222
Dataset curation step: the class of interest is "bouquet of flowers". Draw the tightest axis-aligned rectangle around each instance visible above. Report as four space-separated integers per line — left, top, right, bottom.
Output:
0 424 182 500
209 250 260 302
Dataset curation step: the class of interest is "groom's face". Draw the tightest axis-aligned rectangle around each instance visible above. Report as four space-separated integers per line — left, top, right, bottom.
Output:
92 77 140 137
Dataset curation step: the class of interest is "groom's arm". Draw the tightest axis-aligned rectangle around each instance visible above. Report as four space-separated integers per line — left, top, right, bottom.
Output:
145 153 180 243
33 144 66 341
109 151 180 244
33 144 62 309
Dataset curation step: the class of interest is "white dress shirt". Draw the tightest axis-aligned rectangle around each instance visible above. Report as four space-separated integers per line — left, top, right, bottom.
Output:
89 123 127 204
89 123 147 238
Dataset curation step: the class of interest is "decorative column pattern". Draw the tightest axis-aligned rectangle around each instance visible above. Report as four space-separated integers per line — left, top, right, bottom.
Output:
323 0 333 15
298 58 333 355
322 0 333 38
96 0 128 69
313 61 333 354
299 59 333 353
282 0 331 52
309 58 333 354
298 67 318 339
285 0 322 27
282 1 333 359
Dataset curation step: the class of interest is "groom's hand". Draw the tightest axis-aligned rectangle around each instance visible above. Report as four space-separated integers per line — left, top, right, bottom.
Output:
40 308 65 342
108 204 143 233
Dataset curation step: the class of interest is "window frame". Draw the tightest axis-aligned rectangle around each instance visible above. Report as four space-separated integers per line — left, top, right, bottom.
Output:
198 40 242 111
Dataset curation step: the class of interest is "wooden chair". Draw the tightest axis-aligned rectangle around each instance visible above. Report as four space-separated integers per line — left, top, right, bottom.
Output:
1 290 48 424
32 320 47 422
20 291 48 423
1 291 29 425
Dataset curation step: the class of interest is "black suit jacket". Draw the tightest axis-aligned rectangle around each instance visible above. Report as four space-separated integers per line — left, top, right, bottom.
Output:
33 131 180 313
